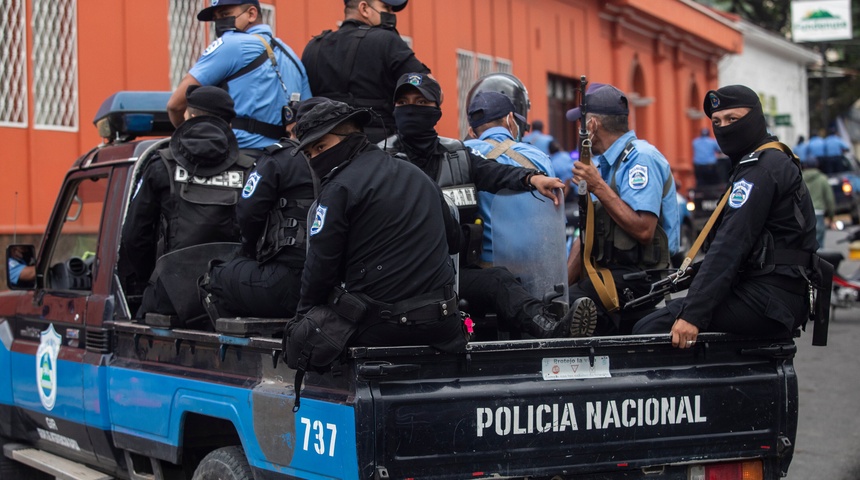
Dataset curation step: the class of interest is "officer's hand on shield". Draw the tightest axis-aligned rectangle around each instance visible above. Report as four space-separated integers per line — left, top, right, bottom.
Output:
670 318 699 349
573 160 605 194
529 175 565 206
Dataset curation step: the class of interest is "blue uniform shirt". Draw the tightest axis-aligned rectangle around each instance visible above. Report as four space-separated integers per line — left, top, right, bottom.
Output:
692 135 721 165
823 134 850 157
550 150 574 185
190 25 312 149
523 131 554 155
7 257 25 285
592 131 680 255
465 126 555 263
807 136 825 159
794 141 809 162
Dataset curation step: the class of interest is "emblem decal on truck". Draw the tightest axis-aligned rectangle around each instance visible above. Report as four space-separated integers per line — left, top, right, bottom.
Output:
36 324 61 411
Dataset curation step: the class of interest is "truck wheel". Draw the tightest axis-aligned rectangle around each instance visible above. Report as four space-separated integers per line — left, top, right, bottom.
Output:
0 439 53 480
191 446 253 480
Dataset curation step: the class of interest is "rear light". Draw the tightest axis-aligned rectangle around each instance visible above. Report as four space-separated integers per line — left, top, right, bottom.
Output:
688 459 763 480
842 179 853 195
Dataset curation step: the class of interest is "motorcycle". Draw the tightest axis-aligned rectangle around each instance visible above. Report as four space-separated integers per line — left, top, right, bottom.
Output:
818 227 860 314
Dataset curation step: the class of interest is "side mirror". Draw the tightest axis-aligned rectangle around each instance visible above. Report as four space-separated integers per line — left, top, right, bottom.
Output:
6 244 36 290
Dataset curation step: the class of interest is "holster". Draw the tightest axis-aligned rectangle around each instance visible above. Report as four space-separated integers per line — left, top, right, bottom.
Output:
328 286 368 323
460 223 484 268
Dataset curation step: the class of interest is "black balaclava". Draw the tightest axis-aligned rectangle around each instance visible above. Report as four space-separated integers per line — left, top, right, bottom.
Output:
704 85 769 163
394 105 442 156
309 132 368 179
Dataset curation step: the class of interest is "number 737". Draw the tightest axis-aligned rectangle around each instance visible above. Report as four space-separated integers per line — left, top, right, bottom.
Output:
300 417 338 457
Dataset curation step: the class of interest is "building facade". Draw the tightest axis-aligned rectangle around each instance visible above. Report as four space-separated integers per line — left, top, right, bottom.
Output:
0 0 740 242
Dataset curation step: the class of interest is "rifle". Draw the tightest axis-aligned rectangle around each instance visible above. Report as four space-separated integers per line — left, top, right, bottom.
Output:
623 266 696 310
577 76 590 265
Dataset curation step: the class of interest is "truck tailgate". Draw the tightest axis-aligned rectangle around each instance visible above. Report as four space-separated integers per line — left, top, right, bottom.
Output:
356 334 797 479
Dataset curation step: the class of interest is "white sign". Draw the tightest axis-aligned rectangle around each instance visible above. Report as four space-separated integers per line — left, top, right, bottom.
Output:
792 0 853 42
541 356 611 380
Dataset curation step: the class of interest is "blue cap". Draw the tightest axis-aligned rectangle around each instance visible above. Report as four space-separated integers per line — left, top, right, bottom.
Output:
565 83 629 122
343 0 409 12
197 0 260 21
467 91 526 129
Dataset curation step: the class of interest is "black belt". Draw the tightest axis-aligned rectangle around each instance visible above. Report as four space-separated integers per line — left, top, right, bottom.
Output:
361 285 457 326
232 117 284 140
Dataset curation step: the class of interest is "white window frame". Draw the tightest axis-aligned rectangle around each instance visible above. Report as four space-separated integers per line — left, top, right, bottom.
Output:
0 0 27 128
455 49 514 139
32 0 79 132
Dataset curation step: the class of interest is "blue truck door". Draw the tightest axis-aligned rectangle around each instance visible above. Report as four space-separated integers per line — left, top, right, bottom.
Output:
10 171 111 464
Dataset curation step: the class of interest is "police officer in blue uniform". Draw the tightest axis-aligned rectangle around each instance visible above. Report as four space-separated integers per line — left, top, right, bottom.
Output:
167 0 311 149
380 73 593 339
566 83 680 335
301 0 430 143
292 97 465 351
200 134 315 319
464 89 556 265
123 86 256 319
634 85 818 348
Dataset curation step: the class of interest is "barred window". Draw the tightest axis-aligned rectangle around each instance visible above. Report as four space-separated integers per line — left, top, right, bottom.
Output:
169 0 208 89
32 0 78 131
455 49 514 139
0 0 27 127
260 3 275 33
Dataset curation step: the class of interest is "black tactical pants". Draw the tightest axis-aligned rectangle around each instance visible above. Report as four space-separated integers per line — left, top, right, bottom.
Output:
633 280 800 337
206 256 302 318
459 266 544 330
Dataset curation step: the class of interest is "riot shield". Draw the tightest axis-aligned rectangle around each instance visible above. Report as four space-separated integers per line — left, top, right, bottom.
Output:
491 189 568 308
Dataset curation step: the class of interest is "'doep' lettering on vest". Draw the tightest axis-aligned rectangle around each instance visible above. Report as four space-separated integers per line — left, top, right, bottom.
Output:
174 166 244 189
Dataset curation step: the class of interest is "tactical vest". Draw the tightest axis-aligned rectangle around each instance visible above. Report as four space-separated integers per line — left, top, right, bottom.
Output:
592 141 671 269
435 137 479 223
158 149 255 252
256 142 316 266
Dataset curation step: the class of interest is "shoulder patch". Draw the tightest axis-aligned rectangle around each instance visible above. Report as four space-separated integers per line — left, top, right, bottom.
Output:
242 171 261 199
628 164 648 190
132 178 143 200
202 37 224 56
310 205 328 236
470 147 487 159
729 179 753 208
738 151 762 165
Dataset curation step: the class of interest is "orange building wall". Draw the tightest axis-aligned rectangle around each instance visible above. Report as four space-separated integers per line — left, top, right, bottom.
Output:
0 0 740 236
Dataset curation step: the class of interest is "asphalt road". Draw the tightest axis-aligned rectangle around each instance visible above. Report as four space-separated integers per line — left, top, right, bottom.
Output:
786 226 860 480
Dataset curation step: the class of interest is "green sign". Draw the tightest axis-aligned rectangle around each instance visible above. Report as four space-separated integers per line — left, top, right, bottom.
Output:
774 114 792 126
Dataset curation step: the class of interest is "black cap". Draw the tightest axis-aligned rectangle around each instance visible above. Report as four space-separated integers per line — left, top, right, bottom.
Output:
565 83 629 122
467 91 526 129
170 116 239 177
293 98 372 150
186 85 235 122
703 85 760 119
394 73 442 106
197 0 260 21
343 0 408 12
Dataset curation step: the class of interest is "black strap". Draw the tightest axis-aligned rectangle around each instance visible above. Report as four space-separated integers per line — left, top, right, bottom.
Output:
231 117 284 140
220 32 306 89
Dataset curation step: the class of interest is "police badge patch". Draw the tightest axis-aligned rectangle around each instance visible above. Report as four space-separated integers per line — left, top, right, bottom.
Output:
628 164 648 190
310 205 328 236
407 74 422 86
202 37 224 56
729 179 753 208
242 172 261 198
709 92 719 109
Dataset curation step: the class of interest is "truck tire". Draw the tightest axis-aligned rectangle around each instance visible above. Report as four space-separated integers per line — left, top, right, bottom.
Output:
191 446 253 480
0 439 53 480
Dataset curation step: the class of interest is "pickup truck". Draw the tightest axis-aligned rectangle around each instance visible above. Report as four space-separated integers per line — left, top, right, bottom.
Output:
0 92 819 480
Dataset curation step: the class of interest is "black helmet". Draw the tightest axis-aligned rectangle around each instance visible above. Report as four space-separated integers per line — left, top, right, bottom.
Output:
466 73 530 140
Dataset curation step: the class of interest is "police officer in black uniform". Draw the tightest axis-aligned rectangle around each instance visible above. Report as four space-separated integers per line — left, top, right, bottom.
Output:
634 85 818 348
380 72 596 338
301 0 430 143
121 86 255 318
200 133 315 319
293 97 465 350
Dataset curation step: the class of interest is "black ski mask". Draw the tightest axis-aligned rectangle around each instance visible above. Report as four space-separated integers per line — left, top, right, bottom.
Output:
308 132 368 179
394 105 442 154
712 104 769 162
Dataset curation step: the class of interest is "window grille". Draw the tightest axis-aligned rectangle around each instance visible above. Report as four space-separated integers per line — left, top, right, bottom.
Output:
455 50 515 138
169 0 208 89
0 0 27 127
260 3 275 32
32 0 78 131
